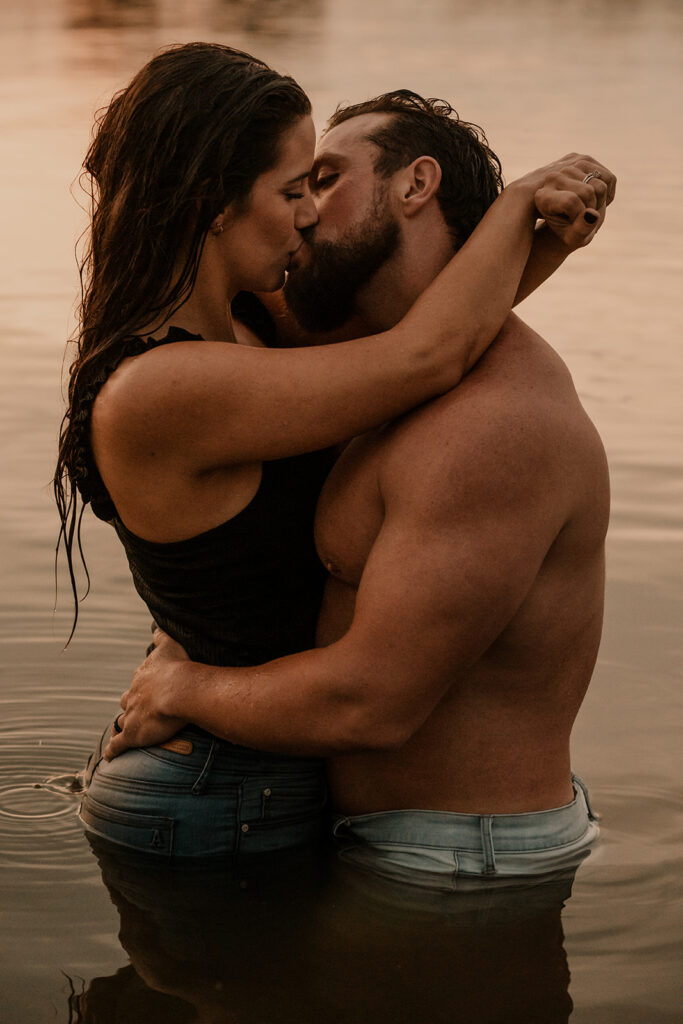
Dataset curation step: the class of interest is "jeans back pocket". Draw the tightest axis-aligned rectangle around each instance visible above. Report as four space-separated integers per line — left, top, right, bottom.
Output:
79 793 175 857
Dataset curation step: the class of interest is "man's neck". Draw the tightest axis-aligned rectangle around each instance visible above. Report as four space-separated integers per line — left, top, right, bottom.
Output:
353 228 455 333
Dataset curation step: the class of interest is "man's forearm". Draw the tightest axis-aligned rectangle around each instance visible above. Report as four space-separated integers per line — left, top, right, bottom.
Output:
165 655 363 755
163 644 409 756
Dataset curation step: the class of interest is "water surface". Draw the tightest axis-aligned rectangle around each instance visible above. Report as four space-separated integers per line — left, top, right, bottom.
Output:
1 1 681 1021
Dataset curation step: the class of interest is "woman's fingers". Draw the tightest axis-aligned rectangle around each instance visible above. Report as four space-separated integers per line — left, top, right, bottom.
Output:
588 176 609 209
535 154 616 209
535 185 586 225
534 160 612 249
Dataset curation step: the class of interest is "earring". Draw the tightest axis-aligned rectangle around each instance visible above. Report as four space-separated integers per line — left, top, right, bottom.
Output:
211 220 224 236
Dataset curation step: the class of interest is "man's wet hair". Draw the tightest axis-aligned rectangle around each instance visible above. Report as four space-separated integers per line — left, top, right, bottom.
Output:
326 90 504 249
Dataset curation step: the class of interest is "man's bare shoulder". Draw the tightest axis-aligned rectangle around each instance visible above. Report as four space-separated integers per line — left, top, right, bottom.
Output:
377 313 608 523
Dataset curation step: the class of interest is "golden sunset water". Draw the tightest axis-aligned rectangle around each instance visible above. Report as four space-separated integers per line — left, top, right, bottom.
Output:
1 1 681 1021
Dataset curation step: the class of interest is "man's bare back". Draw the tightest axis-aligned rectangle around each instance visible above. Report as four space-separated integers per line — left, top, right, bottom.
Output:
315 313 609 816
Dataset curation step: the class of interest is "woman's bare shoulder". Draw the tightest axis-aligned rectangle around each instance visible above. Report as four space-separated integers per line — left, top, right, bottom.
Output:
92 340 238 452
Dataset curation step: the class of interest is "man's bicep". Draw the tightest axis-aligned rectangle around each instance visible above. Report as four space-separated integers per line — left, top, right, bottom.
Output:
341 488 553 731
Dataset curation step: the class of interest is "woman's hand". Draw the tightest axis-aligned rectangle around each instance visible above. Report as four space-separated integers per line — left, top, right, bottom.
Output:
103 629 190 760
512 154 616 304
526 153 616 249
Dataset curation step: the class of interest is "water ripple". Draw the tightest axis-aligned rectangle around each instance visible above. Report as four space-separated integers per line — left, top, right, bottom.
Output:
0 708 102 874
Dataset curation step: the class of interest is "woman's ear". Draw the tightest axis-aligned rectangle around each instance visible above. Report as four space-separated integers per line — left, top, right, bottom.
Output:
399 156 442 217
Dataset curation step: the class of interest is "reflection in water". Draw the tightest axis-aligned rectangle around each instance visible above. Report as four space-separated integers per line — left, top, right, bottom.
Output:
70 839 578 1024
65 0 160 31
64 0 325 36
223 0 325 38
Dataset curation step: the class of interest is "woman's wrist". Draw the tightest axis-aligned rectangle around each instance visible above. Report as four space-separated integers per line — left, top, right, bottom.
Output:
498 178 539 223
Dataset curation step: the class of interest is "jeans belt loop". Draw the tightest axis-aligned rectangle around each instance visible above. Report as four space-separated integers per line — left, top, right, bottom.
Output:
480 815 497 875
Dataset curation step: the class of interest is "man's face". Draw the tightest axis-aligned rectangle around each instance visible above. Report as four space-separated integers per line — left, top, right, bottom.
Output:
284 113 401 332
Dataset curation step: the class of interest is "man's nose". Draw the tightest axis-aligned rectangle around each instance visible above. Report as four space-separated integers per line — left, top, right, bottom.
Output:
295 193 319 231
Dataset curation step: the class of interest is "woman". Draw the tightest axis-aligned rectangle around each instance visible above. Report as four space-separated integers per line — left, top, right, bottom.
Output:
56 42 605 859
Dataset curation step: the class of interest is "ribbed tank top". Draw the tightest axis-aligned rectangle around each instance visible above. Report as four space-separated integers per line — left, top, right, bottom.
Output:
88 314 336 667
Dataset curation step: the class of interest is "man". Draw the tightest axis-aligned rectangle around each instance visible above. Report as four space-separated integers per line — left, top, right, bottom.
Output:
106 92 612 884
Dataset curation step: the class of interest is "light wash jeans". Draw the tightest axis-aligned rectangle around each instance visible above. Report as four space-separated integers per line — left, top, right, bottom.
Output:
332 775 600 891
79 722 327 859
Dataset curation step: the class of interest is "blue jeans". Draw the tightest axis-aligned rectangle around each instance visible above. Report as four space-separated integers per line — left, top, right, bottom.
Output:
332 775 600 890
79 722 327 858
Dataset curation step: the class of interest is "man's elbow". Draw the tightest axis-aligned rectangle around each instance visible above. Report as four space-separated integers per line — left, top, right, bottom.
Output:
334 702 418 753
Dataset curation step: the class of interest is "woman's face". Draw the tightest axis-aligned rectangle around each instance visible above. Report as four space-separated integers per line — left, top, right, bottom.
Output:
221 115 318 293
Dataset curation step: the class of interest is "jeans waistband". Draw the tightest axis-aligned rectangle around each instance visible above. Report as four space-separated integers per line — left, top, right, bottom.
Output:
333 776 597 853
174 726 321 770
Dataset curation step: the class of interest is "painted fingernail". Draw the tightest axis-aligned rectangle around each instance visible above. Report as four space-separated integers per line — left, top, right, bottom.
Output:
584 212 598 224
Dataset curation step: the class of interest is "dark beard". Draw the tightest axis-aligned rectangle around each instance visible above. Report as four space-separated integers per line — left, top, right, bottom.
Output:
283 210 400 333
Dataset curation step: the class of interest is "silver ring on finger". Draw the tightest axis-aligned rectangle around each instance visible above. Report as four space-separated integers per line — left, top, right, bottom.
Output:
113 713 124 734
582 171 602 184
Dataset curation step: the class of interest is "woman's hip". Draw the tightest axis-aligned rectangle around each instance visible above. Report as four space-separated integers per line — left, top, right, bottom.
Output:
79 721 327 859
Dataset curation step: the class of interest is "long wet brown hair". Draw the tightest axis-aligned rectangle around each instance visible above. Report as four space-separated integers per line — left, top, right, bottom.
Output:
54 42 310 640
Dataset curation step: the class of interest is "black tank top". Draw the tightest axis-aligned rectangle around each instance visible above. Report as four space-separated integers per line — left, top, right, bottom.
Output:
88 312 335 667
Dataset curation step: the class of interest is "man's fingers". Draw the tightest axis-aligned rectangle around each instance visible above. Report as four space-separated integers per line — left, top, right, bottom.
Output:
103 734 129 761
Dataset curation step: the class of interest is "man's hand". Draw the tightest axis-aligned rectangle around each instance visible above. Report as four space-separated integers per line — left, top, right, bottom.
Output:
103 629 190 760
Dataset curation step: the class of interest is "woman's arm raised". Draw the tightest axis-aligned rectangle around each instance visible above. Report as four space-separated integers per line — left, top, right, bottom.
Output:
514 153 614 305
103 154 614 469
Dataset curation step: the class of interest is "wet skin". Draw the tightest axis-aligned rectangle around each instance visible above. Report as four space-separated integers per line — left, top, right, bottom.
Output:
315 314 609 816
105 115 614 820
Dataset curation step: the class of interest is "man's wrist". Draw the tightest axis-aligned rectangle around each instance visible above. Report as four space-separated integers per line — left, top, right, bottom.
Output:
163 659 195 719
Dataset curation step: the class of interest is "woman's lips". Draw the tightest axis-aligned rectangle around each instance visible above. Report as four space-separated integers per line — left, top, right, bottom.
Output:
287 240 312 272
